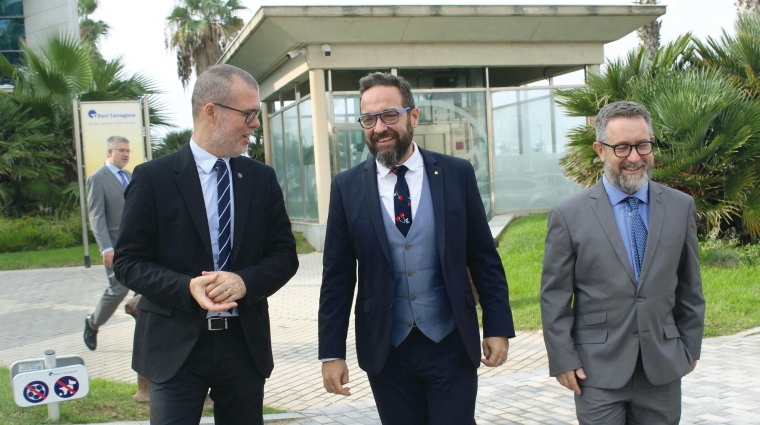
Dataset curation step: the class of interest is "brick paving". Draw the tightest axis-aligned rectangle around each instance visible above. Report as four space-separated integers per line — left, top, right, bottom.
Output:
1 253 759 424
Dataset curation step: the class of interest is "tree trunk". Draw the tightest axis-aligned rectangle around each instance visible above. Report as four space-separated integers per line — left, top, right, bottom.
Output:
635 0 661 62
737 0 760 14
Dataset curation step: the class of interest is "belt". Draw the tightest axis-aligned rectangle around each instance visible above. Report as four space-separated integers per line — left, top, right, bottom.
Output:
205 317 239 331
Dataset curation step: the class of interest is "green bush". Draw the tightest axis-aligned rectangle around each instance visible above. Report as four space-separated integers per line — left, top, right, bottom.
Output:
0 214 93 253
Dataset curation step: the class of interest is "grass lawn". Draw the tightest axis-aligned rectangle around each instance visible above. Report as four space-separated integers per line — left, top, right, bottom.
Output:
496 213 760 336
0 231 315 272
0 244 102 271
0 367 282 425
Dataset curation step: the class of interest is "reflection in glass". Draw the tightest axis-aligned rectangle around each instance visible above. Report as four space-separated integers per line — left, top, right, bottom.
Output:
491 88 584 213
0 0 23 17
270 114 285 189
299 100 319 220
0 18 24 51
283 106 303 219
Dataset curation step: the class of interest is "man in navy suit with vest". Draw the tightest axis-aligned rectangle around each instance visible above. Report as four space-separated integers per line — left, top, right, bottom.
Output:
319 72 515 424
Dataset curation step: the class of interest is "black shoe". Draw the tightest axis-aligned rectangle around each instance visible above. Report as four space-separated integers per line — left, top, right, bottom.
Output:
83 316 98 351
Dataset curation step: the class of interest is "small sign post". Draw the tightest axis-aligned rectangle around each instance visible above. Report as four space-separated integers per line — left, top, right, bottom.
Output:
10 350 89 422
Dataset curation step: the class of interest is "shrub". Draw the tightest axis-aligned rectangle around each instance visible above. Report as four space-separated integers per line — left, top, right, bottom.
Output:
0 214 92 253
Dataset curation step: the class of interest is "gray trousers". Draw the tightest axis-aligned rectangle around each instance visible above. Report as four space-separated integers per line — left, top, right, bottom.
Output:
575 355 682 425
90 265 130 328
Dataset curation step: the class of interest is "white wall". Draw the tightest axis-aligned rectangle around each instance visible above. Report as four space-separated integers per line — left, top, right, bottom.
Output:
23 0 79 48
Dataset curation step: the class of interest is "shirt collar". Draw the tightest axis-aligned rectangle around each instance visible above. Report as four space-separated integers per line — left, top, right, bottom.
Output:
376 141 422 177
104 161 122 174
190 139 230 174
602 173 649 206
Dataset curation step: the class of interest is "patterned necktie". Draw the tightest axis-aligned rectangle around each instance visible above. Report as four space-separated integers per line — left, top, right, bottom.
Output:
391 165 412 237
117 170 129 188
626 196 647 277
215 159 232 272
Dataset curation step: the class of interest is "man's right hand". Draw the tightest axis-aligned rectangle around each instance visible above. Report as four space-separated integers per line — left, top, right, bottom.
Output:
556 367 586 395
322 359 351 396
189 274 238 312
102 251 114 267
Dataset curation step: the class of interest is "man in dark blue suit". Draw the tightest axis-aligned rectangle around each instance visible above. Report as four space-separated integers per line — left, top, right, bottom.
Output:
319 72 515 424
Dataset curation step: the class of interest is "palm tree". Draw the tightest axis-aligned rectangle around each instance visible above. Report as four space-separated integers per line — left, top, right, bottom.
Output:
165 0 247 89
78 0 110 47
737 0 760 14
153 129 193 158
635 0 662 62
0 33 171 214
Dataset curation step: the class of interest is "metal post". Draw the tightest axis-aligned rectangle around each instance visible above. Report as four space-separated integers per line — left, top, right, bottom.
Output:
142 97 153 161
44 350 59 421
72 98 90 268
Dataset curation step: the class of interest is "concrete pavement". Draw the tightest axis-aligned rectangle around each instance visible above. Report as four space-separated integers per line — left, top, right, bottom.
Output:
1 253 759 424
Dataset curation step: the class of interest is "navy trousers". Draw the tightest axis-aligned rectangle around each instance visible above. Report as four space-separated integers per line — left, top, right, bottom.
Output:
148 322 265 425
367 328 478 425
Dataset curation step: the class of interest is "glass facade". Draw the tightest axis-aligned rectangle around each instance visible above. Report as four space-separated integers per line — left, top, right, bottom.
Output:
269 95 319 220
268 69 587 222
0 0 24 69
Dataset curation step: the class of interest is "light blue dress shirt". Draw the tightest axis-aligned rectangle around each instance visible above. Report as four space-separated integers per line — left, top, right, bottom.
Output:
190 140 237 317
602 174 649 283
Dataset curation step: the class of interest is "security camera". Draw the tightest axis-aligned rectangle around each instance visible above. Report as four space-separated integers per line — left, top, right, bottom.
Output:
322 44 331 57
285 48 305 60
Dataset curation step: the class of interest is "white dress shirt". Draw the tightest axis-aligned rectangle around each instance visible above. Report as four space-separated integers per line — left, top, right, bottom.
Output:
190 140 238 317
376 142 424 222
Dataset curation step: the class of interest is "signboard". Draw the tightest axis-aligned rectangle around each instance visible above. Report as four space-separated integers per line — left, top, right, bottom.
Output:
79 100 146 179
12 365 89 407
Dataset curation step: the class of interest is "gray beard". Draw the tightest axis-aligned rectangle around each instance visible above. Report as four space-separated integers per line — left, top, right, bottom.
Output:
604 159 653 194
375 147 404 169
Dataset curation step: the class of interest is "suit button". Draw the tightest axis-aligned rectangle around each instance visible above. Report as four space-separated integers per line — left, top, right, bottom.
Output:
198 310 206 317
407 270 414 276
389 304 394 310
388 275 393 280
405 244 412 250
633 330 639 337
636 297 643 302
410 295 416 301
407 321 413 327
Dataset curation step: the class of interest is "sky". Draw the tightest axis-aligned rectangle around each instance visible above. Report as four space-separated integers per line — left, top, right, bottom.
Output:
90 0 738 138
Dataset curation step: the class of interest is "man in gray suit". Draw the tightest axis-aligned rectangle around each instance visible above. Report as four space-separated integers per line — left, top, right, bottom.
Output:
84 135 132 351
540 101 705 424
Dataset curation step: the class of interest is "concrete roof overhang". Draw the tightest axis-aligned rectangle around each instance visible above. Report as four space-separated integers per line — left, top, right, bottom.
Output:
220 5 664 96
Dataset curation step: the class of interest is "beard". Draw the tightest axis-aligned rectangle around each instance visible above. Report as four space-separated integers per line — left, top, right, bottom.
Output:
366 119 414 169
604 157 654 194
210 113 248 158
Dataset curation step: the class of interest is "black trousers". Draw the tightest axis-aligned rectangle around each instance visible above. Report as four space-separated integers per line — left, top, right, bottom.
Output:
149 322 265 425
367 328 478 425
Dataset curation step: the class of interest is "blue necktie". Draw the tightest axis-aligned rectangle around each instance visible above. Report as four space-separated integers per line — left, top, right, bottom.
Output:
391 165 412 237
117 170 129 188
626 196 647 277
215 159 232 272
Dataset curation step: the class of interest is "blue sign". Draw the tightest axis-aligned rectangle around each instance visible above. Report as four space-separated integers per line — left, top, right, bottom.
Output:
23 381 49 404
54 376 79 398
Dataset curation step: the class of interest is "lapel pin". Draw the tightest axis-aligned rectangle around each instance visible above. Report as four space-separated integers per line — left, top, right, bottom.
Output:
237 173 243 178
434 171 439 175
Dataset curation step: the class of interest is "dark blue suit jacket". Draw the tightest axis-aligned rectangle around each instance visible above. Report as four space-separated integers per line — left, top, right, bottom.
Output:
319 147 515 374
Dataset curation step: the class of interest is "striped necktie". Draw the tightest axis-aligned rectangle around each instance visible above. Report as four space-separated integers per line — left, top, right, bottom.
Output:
117 170 129 188
215 159 232 271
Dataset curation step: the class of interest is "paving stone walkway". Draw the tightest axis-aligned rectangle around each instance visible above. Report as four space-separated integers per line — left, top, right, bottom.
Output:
1 253 758 424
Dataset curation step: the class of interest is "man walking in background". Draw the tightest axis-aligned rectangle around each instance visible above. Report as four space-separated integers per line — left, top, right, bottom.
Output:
83 135 131 351
541 101 705 424
319 72 514 425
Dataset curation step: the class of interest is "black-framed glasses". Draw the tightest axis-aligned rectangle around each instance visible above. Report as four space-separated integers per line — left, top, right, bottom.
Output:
600 140 655 158
358 107 412 129
213 103 261 123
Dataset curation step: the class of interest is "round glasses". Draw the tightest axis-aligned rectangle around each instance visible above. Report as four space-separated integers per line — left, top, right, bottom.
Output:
358 107 412 129
600 141 655 158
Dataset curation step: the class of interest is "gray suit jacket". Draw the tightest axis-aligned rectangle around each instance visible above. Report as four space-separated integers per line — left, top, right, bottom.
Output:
87 164 130 253
540 180 705 389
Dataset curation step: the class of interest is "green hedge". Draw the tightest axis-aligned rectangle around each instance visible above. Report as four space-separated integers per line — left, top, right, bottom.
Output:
0 214 94 253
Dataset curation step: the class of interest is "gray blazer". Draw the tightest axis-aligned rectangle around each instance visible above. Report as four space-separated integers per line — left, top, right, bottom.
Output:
87 164 130 253
540 180 705 389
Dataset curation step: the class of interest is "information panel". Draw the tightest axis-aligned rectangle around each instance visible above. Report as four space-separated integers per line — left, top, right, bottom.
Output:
79 100 146 179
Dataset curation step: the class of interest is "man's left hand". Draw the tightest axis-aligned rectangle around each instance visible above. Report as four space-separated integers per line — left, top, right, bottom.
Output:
481 336 509 367
685 359 698 375
203 271 247 303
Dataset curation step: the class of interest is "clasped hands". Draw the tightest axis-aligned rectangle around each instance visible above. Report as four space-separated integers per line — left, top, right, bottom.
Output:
189 271 246 312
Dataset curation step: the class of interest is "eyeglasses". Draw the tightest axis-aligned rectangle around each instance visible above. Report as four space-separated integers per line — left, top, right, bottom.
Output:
358 107 412 129
600 141 655 158
112 148 130 154
213 103 261 123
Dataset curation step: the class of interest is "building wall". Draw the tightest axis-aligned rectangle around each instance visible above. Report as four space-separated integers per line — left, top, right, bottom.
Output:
22 0 78 48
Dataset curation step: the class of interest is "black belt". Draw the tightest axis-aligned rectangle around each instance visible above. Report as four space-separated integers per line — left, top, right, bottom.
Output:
205 317 239 331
